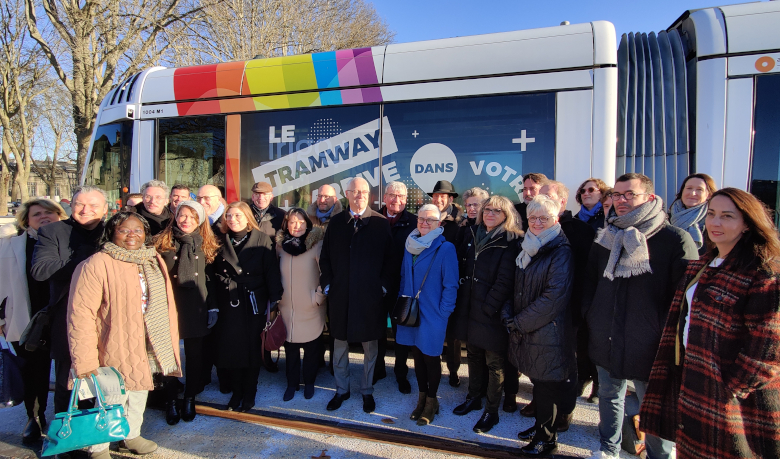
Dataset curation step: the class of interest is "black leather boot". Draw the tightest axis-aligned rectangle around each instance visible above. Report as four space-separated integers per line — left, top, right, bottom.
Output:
22 417 42 444
166 399 181 425
181 397 196 422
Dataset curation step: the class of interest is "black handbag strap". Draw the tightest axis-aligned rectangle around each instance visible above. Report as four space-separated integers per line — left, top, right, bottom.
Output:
413 245 442 299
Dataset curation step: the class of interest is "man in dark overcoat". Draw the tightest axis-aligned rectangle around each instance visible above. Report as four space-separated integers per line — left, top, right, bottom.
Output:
319 177 392 414
582 173 698 459
31 186 108 415
376 181 417 393
134 180 172 236
248 181 286 238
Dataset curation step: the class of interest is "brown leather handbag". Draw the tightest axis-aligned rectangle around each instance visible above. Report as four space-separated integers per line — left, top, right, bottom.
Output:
261 301 286 355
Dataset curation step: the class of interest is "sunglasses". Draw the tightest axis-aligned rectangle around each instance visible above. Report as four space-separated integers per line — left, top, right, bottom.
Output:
579 186 600 195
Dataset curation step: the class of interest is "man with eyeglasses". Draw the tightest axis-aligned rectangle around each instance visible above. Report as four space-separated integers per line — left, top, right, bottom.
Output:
31 186 109 428
196 184 225 230
429 180 462 244
319 177 392 414
248 181 286 238
582 173 697 459
134 180 172 236
514 173 548 232
517 180 596 431
307 184 342 230
376 181 417 393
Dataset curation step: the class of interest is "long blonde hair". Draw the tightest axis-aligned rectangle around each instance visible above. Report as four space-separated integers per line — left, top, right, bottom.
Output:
475 195 523 240
154 211 221 264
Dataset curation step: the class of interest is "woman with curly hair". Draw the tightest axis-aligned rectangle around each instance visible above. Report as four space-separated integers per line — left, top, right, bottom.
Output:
154 200 220 424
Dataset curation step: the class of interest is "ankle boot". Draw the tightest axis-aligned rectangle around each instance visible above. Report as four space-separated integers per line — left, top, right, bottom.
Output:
166 400 181 425
181 397 196 422
410 392 427 420
417 396 439 426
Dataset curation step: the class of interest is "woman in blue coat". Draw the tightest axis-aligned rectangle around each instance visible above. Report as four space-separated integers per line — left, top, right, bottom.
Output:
396 204 459 426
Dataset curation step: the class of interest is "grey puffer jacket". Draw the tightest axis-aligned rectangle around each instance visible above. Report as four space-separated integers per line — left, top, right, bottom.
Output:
503 231 576 382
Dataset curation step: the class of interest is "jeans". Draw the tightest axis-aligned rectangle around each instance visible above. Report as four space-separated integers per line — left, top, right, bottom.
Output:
332 339 378 396
89 390 148 453
596 366 674 459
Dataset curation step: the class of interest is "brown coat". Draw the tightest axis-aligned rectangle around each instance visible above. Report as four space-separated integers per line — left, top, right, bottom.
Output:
276 228 327 343
68 252 182 392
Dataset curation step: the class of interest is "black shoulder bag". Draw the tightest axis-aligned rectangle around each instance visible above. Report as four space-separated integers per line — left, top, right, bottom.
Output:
391 246 441 327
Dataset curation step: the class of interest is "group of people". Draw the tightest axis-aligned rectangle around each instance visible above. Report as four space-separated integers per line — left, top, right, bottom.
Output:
0 168 777 459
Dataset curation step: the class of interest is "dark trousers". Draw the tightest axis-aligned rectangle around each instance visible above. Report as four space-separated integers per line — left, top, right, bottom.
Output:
466 343 505 414
284 336 321 388
531 377 578 442
504 359 520 397
576 325 598 385
165 337 205 400
378 314 410 381
412 347 442 397
53 356 72 413
201 332 230 391
446 338 462 376
13 342 51 419
227 367 261 409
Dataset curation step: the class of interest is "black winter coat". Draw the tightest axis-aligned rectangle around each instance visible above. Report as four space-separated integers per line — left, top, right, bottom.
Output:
440 204 463 245
503 232 575 382
249 202 286 239
134 203 172 236
159 237 214 339
319 209 392 342
31 218 105 360
514 202 529 232
559 210 596 326
379 207 417 307
212 230 283 369
574 207 605 232
582 224 698 381
452 224 519 351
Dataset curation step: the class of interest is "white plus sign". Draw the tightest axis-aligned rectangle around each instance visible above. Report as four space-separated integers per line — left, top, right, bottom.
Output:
512 130 535 151
412 130 419 138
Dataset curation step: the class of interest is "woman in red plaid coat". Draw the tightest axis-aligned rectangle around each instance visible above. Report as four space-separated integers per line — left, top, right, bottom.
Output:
640 188 780 459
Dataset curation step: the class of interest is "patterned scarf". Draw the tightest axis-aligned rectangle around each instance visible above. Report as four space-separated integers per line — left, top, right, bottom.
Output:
595 197 667 280
101 242 178 375
669 199 707 249
516 223 561 269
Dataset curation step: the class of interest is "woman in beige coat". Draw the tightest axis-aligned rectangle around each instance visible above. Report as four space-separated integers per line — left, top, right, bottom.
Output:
276 208 326 401
68 211 181 459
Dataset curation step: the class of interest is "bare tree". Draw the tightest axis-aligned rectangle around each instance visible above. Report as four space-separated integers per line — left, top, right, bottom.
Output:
0 0 53 206
166 0 394 66
23 0 209 179
32 87 75 198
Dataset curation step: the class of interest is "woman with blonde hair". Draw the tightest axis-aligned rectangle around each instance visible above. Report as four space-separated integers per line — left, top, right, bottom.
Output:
154 200 221 424
452 195 522 434
0 198 66 444
212 202 282 412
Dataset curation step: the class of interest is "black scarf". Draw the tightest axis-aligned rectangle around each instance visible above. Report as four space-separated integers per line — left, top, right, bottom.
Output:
134 203 172 234
172 226 202 288
71 217 105 244
281 230 310 256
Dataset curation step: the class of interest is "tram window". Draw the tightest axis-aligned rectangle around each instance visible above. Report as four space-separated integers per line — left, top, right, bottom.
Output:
382 93 556 213
750 73 780 225
158 115 226 193
240 105 382 209
85 121 133 212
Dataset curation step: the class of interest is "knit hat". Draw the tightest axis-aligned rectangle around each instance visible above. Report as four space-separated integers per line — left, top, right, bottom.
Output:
176 200 206 225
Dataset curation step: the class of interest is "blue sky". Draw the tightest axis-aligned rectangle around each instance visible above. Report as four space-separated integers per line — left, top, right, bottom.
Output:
369 0 759 44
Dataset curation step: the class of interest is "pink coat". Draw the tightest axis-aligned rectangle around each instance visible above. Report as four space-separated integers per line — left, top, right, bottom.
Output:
68 251 182 391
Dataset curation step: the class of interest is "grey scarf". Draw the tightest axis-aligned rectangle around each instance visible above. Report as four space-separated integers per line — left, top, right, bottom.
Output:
405 227 443 255
595 197 667 280
516 223 561 269
669 199 707 249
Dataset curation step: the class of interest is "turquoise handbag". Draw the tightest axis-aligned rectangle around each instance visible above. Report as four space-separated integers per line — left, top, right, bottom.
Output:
41 374 130 457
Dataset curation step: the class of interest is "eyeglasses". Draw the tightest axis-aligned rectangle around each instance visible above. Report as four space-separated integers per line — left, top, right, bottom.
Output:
483 207 504 216
465 203 482 208
385 193 407 200
144 195 167 202
318 195 336 200
528 216 551 224
117 228 144 236
579 186 600 195
609 191 648 202
347 190 370 196
197 195 220 201
419 217 440 225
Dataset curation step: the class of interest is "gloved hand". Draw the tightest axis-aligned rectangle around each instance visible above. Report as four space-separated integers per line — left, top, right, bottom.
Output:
502 316 518 334
207 310 218 328
269 301 280 313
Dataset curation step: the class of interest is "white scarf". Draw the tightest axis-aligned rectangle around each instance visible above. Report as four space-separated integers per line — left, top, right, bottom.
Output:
405 227 443 255
516 224 561 269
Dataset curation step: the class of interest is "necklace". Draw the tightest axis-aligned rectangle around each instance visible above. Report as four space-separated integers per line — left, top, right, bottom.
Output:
231 233 249 246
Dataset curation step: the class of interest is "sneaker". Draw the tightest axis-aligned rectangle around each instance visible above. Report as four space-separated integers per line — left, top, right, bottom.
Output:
587 451 618 459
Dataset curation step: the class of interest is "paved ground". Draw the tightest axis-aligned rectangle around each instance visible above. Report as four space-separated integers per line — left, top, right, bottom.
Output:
0 345 650 458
